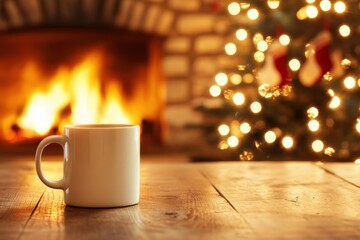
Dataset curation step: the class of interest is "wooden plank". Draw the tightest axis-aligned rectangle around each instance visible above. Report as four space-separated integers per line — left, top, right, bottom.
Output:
0 160 56 240
318 162 360 188
198 161 360 239
20 162 255 239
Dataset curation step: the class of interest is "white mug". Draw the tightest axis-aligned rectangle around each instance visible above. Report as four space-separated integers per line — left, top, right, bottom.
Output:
35 124 140 208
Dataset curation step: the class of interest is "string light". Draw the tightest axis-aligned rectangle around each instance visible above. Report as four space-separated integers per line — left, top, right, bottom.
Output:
339 24 350 37
308 119 320 131
253 33 264 44
250 101 262 113
228 2 241 15
282 136 294 149
279 34 290 46
329 96 341 109
306 5 318 18
307 107 319 119
243 73 254 84
264 130 276 143
215 73 228 86
320 0 331 11
236 29 248 41
257 40 268 52
289 59 301 71
233 92 245 105
254 51 265 62
209 85 221 97
267 0 280 9
240 122 251 134
344 76 356 89
356 119 360 133
230 74 242 85
297 6 308 20
355 158 360 164
227 136 239 147
218 124 230 136
312 139 324 152
334 1 346 13
225 42 237 55
247 9 259 20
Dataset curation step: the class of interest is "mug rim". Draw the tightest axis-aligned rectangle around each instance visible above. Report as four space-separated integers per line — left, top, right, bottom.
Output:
65 124 138 129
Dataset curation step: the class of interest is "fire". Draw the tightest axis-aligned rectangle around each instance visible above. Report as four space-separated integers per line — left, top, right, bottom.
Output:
15 50 134 139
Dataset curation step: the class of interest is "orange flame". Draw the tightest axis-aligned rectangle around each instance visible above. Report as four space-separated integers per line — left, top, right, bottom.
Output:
16 50 134 138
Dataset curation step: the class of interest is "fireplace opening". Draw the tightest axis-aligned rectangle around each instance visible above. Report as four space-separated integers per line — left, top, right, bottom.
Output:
0 29 165 153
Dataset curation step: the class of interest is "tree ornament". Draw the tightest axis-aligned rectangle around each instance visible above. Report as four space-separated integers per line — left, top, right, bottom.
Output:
258 40 291 88
299 31 333 87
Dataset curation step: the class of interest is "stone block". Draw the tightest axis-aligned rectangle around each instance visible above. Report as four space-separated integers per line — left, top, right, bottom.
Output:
194 35 223 54
166 80 190 103
193 56 218 75
176 14 215 34
163 55 189 76
168 0 200 11
164 37 191 53
165 104 203 127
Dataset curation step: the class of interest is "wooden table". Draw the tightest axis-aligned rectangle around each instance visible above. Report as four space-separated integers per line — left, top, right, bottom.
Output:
1 157 360 239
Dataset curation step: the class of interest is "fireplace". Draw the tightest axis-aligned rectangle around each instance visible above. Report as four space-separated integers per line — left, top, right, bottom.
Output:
0 28 165 153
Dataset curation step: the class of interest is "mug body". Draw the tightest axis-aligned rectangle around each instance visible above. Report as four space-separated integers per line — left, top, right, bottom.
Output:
63 124 140 207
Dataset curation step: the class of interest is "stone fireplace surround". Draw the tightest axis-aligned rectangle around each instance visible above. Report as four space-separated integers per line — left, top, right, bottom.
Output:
0 0 233 153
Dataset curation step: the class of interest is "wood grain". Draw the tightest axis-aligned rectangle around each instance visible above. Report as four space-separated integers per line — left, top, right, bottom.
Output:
2 159 360 239
318 162 360 188
19 162 254 239
198 161 360 239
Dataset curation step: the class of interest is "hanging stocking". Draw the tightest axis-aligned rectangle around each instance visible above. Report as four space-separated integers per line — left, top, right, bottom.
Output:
299 31 333 87
258 40 291 88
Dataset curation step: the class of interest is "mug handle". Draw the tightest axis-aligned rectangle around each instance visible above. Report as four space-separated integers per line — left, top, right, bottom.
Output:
35 135 68 190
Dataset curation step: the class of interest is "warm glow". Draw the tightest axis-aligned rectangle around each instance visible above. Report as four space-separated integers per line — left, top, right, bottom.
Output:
308 119 320 132
306 5 318 18
225 42 237 55
250 101 262 113
209 85 221 97
307 107 319 119
344 76 356 89
227 136 239 147
264 130 276 143
233 92 245 105
253 33 264 45
297 7 308 20
339 25 350 37
236 29 248 41
230 74 242 85
279 34 290 46
312 139 324 152
355 159 360 164
218 124 230 136
282 136 294 149
247 9 259 20
254 51 265 62
355 121 360 133
334 1 346 13
257 40 268 52
215 73 229 86
329 96 341 109
320 0 331 11
240 122 251 134
289 59 301 71
267 0 280 9
228 2 241 15
17 52 134 137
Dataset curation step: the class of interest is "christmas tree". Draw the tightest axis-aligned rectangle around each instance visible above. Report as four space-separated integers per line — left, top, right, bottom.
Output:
200 0 360 161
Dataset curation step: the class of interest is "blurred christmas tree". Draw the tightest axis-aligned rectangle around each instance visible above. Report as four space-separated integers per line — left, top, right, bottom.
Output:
199 0 360 161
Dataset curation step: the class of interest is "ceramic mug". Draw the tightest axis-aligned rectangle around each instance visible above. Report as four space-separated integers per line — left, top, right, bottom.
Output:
35 124 140 208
